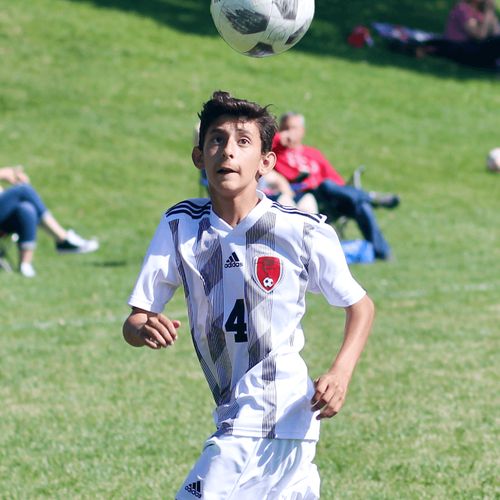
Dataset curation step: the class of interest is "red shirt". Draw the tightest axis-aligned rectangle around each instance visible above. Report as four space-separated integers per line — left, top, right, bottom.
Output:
272 133 345 191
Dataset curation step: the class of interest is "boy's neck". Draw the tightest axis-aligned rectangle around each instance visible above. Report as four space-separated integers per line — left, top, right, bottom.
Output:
211 191 261 228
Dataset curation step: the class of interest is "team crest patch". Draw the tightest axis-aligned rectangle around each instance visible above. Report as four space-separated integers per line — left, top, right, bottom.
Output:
254 256 282 293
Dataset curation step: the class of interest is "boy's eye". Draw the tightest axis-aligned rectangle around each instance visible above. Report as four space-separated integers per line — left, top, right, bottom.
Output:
239 137 250 145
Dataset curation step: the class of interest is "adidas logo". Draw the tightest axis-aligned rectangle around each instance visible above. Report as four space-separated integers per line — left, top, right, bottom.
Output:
185 480 202 498
224 252 243 268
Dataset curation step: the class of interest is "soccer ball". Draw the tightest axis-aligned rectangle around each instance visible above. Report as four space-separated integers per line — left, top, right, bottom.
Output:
486 148 500 173
263 277 274 288
210 0 315 57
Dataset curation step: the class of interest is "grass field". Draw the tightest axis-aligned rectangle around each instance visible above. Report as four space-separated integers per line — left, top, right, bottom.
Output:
1 0 499 498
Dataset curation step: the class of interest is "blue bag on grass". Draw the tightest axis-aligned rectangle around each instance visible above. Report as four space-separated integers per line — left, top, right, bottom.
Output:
340 239 375 264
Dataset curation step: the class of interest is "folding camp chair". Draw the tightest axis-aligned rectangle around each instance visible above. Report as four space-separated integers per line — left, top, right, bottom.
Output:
317 165 366 239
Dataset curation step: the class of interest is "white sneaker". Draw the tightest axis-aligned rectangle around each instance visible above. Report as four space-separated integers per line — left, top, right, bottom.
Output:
20 262 36 278
56 229 99 254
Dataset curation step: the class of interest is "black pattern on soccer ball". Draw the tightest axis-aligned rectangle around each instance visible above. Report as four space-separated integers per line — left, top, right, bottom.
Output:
273 0 298 20
286 20 310 45
245 42 275 57
223 8 269 34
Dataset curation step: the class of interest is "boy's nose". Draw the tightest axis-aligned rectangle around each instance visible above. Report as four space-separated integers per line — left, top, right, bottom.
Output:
222 139 236 158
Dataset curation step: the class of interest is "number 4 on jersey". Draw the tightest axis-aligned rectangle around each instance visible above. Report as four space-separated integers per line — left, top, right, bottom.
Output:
225 299 248 343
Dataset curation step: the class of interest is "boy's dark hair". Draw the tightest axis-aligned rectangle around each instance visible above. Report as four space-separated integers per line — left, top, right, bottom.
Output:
197 91 278 153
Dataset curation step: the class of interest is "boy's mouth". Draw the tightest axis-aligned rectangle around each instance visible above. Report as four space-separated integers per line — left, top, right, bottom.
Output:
217 167 236 174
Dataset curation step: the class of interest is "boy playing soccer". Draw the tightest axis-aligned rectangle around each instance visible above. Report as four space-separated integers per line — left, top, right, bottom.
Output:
123 91 374 499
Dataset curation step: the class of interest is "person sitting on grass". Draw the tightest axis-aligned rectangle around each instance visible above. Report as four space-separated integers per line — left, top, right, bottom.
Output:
446 0 500 41
416 0 500 68
0 165 99 278
273 112 399 261
123 91 374 499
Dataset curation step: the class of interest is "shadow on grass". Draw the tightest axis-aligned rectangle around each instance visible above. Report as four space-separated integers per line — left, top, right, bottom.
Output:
66 0 498 80
89 260 128 268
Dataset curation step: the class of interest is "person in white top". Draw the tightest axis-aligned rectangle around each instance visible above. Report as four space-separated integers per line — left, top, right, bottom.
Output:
123 91 375 499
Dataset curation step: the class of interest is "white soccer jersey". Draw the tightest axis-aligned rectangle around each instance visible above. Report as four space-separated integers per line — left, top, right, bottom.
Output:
128 192 366 441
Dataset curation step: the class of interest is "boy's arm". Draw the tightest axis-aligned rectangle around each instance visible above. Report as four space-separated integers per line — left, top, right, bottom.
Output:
311 294 374 420
123 307 181 349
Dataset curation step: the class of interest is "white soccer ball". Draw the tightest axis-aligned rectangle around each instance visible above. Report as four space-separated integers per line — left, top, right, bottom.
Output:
263 277 274 288
210 0 315 57
486 148 500 173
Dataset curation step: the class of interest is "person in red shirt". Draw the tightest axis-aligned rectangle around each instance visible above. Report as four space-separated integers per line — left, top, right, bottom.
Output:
273 113 399 260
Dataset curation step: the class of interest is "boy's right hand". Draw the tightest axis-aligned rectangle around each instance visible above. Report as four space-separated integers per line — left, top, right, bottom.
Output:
139 314 181 349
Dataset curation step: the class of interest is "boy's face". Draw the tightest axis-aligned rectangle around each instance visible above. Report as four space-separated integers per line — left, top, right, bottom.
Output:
192 115 276 199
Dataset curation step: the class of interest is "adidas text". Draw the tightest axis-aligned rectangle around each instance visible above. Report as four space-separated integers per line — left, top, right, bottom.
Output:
224 261 243 268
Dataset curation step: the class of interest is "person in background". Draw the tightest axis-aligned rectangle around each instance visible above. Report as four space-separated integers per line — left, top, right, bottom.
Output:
416 0 500 68
446 0 500 42
273 112 399 260
0 165 99 277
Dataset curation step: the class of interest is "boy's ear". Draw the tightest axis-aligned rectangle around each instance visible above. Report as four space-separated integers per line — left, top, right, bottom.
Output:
192 147 204 170
259 151 277 176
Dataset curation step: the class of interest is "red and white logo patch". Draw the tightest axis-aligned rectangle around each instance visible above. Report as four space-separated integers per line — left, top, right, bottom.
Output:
254 256 282 293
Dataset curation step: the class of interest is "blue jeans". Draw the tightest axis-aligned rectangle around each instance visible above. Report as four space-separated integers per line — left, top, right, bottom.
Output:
0 184 48 248
314 180 392 259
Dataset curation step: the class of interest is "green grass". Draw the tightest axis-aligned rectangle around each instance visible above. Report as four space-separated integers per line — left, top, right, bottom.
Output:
1 0 499 498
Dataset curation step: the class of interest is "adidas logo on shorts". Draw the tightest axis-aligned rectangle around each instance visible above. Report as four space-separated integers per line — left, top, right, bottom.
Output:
185 480 202 498
224 252 243 268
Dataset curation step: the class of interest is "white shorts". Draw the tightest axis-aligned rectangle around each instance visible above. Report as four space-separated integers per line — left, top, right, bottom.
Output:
175 434 320 500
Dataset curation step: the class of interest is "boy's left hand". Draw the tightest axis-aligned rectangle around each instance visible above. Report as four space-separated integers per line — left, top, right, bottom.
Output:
311 370 350 420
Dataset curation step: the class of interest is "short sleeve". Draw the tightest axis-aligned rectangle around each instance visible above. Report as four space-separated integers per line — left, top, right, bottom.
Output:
127 215 182 313
307 222 366 307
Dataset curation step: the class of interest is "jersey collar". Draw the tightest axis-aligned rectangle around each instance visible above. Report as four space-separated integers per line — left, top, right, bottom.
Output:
209 190 272 236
